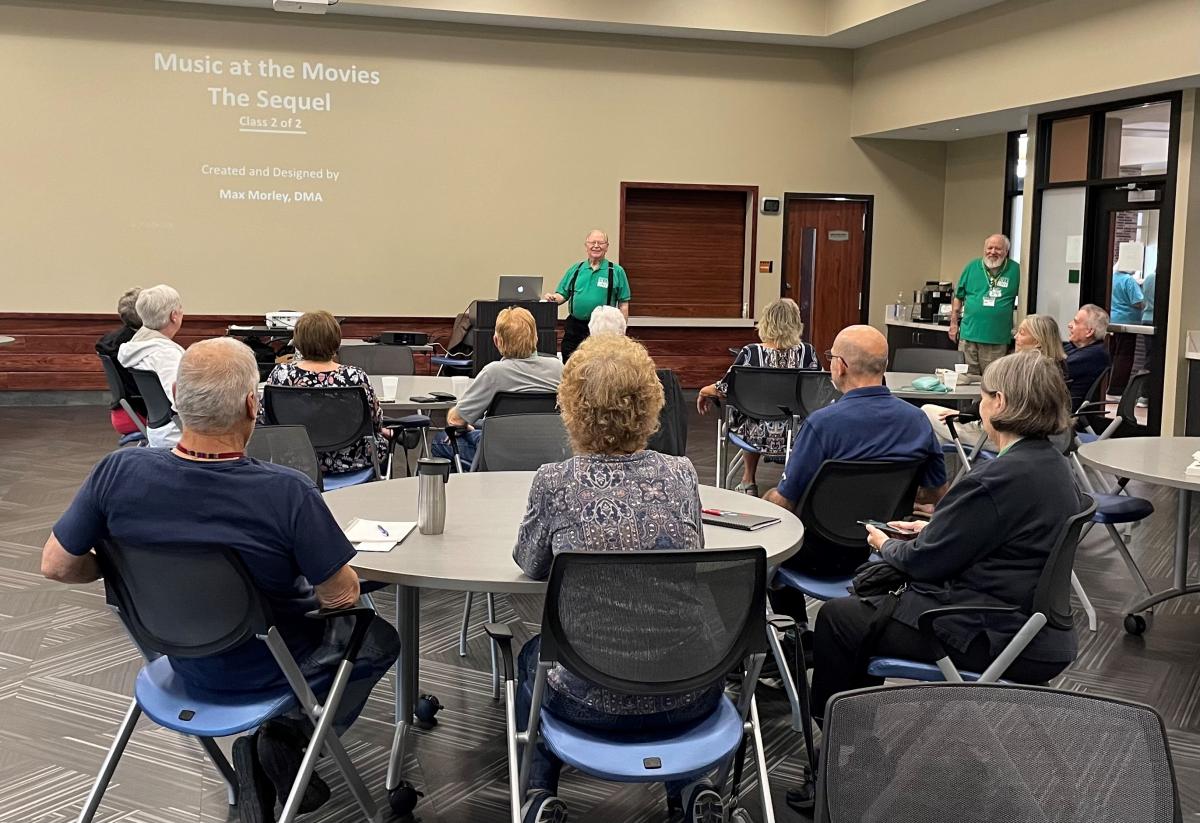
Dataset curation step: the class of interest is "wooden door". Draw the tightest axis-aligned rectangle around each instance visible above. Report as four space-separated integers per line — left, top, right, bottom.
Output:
782 198 868 359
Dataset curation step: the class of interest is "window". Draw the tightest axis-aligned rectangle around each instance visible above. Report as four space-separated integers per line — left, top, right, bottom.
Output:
1003 131 1027 263
1101 101 1171 178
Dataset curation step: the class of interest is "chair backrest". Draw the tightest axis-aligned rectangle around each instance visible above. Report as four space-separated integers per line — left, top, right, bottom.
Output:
95 538 269 659
540 549 767 695
892 347 965 373
1114 371 1152 429
797 459 925 548
796 371 842 419
1030 496 1097 630
246 424 324 490
128 368 176 429
475 413 571 472
1074 366 1111 430
337 343 415 376
98 354 133 408
724 366 804 422
816 683 1180 823
647 368 688 457
261 384 375 452
485 390 559 417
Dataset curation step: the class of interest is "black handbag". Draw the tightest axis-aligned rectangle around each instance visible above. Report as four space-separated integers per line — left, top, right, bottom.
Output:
851 558 910 597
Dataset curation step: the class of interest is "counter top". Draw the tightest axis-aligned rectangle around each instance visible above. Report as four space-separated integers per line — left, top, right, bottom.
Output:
885 319 950 332
627 316 755 328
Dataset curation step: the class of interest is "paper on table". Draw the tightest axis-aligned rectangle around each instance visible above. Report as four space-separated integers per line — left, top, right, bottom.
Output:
344 518 417 549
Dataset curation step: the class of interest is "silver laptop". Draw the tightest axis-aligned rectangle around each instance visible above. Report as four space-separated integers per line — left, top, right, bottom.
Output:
498 275 543 301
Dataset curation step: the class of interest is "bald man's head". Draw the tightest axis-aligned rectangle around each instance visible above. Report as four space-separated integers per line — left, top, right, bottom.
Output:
833 325 888 380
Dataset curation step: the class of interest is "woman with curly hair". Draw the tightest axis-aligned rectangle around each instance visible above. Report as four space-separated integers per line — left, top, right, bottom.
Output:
511 334 724 823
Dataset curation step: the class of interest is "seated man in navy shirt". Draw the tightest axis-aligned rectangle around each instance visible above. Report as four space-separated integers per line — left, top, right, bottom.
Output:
41 337 399 822
765 325 948 577
1064 304 1111 412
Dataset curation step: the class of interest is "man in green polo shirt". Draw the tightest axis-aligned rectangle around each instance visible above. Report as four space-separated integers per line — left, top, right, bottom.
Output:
949 233 1019 375
543 229 631 361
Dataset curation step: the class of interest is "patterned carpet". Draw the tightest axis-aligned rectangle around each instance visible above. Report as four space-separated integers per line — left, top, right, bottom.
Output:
0 402 1197 822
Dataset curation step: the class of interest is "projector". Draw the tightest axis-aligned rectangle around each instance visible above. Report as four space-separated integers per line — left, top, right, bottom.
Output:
379 331 430 346
272 0 330 14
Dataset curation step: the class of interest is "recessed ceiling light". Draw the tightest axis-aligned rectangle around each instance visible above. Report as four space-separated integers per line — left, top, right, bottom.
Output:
954 128 961 132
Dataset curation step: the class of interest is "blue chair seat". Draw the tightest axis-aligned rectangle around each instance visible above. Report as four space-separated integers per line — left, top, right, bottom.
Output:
1076 432 1100 445
727 432 761 455
866 657 989 683
118 431 146 446
323 467 376 490
1091 492 1153 524
539 695 744 783
775 567 853 602
431 355 471 369
135 656 300 737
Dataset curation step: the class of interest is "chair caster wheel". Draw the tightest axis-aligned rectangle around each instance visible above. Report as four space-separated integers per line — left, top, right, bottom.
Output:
729 809 755 822
388 781 424 817
1124 613 1148 635
414 693 443 729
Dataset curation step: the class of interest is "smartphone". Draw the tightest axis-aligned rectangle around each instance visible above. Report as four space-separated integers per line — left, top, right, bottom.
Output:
857 520 916 539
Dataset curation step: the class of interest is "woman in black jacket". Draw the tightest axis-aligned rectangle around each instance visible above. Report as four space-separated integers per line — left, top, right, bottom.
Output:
810 350 1087 721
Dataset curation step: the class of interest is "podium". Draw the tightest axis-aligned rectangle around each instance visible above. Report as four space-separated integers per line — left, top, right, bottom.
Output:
466 300 558 376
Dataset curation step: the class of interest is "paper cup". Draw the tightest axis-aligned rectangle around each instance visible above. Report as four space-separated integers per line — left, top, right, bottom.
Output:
943 371 959 390
381 376 399 402
954 363 969 374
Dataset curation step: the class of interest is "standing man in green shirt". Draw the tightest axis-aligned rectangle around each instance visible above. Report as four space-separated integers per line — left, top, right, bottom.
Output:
543 229 631 361
949 234 1019 375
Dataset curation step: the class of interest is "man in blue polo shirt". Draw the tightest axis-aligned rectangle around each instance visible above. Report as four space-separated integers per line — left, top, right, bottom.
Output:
765 325 948 577
41 338 400 823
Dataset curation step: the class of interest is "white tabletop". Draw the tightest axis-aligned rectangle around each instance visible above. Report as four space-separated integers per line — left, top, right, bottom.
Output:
0 335 14 345
325 471 804 592
369 375 472 410
1077 437 1200 493
885 371 981 400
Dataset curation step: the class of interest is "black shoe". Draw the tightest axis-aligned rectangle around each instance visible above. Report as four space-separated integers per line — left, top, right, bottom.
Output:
256 721 331 814
786 764 816 814
232 733 276 823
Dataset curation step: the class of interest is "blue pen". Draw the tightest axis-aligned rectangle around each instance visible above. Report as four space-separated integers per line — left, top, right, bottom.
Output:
376 524 390 537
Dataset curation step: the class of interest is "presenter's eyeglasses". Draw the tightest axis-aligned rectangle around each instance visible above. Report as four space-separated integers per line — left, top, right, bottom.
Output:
587 241 609 248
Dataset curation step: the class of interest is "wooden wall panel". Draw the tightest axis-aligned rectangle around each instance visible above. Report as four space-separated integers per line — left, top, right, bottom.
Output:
0 314 753 391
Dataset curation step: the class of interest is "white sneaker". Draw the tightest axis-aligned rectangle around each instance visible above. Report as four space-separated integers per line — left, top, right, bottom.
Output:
521 791 568 823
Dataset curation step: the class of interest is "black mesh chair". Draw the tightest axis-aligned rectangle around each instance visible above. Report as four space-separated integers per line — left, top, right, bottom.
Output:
891 347 965 373
261 385 382 490
99 354 148 446
458 413 572 695
647 368 688 457
815 682 1180 823
129 368 180 433
867 497 1095 683
796 370 842 419
337 343 416 375
79 538 381 823
485 549 790 822
246 424 324 490
716 366 807 489
443 391 560 472
1072 366 1111 435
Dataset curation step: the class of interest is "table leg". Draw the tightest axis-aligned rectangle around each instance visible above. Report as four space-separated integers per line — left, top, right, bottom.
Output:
1127 488 1200 616
387 584 420 791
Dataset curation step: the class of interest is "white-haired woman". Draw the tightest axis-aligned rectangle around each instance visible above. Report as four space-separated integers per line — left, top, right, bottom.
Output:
117 284 185 447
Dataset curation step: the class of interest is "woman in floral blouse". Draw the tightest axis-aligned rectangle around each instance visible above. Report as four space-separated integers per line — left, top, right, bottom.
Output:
259 310 388 474
512 335 724 823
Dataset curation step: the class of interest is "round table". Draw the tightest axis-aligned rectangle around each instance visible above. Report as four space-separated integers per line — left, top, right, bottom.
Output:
1077 437 1200 632
324 471 803 788
885 371 981 401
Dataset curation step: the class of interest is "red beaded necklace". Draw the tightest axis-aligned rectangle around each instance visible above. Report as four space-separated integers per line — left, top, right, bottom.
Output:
174 445 245 460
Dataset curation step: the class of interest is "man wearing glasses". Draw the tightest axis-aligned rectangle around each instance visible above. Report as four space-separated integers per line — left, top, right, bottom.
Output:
543 229 631 361
764 325 948 577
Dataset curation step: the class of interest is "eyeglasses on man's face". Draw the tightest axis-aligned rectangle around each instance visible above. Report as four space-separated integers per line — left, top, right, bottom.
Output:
823 349 845 365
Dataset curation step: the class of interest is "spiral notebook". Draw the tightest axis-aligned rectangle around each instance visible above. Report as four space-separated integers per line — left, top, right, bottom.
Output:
343 518 416 552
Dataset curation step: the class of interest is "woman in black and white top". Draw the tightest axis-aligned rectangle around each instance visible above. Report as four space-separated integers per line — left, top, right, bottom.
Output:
697 297 819 496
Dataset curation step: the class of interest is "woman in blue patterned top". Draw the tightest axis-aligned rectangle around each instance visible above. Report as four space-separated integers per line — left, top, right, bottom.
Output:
512 334 724 823
258 310 389 474
697 297 819 496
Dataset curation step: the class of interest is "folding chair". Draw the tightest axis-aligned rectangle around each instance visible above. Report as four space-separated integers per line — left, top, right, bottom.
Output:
715 366 807 489
458 413 572 697
891 347 965 373
485 549 789 823
99 354 148 446
866 497 1095 683
814 683 1180 823
79 538 381 823
129 368 180 435
261 385 383 490
769 459 924 766
246 424 324 491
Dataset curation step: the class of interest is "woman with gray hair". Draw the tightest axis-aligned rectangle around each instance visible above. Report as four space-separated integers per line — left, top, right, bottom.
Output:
696 297 818 495
587 304 627 337
96 287 146 430
809 350 1086 725
117 284 185 448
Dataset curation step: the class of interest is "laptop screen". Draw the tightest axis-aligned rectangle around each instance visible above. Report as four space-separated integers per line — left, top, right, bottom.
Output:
498 275 543 301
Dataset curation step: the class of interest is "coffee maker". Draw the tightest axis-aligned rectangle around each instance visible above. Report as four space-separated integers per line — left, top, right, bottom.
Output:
913 281 954 324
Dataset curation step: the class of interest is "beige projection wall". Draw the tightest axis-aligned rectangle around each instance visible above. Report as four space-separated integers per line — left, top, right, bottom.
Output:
938 134 1006 283
0 1 946 322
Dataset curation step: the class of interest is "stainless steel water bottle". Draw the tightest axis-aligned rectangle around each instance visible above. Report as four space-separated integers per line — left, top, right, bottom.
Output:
416 457 451 535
